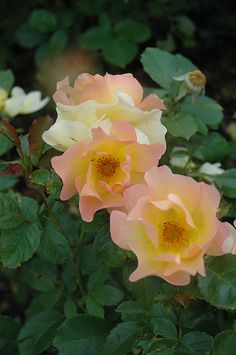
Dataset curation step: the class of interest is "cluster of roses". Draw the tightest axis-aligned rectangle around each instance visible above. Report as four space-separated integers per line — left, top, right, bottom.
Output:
42 73 236 286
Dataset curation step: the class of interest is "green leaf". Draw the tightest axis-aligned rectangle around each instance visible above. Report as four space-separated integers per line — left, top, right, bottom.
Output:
34 43 49 66
141 48 196 90
54 315 110 355
64 299 77 319
80 26 112 50
87 265 108 291
0 315 21 355
115 20 151 43
0 176 18 191
29 9 57 33
31 169 50 185
123 267 173 306
116 301 145 322
0 193 24 229
0 69 14 92
175 331 212 354
150 303 177 324
198 255 236 310
18 310 64 355
213 330 236 355
190 133 229 162
85 295 104 319
164 114 198 140
49 30 68 54
180 96 223 126
141 48 176 90
0 135 12 156
214 169 236 199
103 36 138 68
39 222 71 264
0 222 41 268
94 223 126 267
18 196 39 222
16 24 44 48
150 318 177 339
102 322 141 355
91 285 124 306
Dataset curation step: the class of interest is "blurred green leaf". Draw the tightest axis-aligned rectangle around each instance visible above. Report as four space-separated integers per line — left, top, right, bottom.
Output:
103 36 137 68
29 10 57 33
80 26 112 50
115 19 151 43
16 24 44 48
0 70 14 92
49 30 68 54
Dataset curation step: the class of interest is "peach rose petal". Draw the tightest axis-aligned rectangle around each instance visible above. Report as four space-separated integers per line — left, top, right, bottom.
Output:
110 166 227 286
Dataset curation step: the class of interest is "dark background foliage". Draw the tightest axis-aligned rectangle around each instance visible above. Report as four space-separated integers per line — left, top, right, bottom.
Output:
0 1 236 354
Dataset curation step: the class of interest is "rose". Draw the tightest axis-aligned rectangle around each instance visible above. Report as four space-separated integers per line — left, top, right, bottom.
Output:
51 121 165 222
42 73 166 151
110 166 229 286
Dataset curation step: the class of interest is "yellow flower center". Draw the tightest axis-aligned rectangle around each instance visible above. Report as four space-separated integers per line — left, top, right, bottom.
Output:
161 221 189 249
189 70 206 87
93 155 120 179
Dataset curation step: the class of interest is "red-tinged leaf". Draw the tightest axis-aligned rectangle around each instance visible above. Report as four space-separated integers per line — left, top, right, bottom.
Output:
0 120 20 148
0 163 23 177
29 115 54 156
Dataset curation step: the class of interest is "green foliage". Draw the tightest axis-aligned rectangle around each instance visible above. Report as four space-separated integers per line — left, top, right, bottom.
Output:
102 321 141 355
0 315 21 355
18 310 64 355
54 316 111 355
212 330 236 354
29 10 57 33
214 169 236 198
0 70 14 92
198 255 236 310
190 133 229 162
0 4 236 353
141 47 196 91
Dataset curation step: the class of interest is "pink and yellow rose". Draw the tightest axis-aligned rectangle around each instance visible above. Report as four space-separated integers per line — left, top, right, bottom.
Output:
43 73 166 151
110 166 229 285
51 121 165 222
